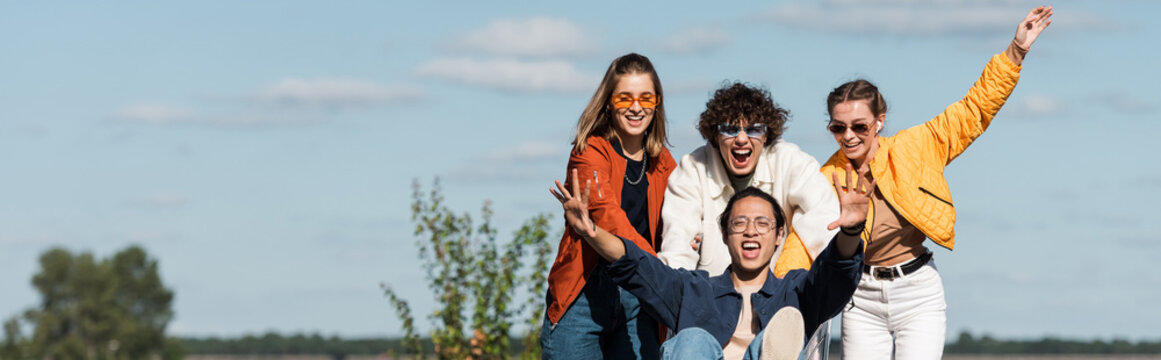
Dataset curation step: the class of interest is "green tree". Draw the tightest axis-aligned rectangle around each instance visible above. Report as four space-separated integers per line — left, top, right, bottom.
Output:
3 245 175 360
383 179 553 359
2 318 25 359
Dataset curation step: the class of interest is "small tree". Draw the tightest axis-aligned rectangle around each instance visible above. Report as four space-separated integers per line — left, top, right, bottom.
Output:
3 245 175 360
384 179 553 359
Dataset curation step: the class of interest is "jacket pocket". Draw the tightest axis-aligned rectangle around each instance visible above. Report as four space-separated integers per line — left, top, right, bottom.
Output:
918 187 953 207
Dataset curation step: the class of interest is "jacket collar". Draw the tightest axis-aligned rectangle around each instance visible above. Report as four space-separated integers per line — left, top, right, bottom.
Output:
705 141 778 199
825 136 889 179
709 266 781 298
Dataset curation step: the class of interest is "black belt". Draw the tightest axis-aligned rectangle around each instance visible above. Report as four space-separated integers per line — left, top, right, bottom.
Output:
862 252 932 280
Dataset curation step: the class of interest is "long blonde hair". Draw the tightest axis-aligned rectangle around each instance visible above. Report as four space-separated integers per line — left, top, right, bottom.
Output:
571 53 669 157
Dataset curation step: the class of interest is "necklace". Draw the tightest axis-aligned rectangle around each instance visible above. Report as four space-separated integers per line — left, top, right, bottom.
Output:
625 155 647 185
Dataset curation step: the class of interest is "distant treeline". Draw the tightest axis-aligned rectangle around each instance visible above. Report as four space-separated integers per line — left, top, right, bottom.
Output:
178 332 519 356
179 331 1161 356
943 331 1161 354
829 331 1161 355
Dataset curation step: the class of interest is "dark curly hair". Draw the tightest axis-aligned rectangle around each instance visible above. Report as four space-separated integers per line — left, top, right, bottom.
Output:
698 82 789 147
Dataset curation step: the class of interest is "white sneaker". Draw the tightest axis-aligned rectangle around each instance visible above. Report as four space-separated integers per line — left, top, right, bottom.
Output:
760 306 804 360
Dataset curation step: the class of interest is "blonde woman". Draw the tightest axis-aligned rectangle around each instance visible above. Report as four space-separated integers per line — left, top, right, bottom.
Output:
542 53 675 359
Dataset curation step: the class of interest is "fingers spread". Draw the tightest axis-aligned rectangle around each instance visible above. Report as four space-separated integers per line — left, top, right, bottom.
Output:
554 179 571 199
550 187 566 202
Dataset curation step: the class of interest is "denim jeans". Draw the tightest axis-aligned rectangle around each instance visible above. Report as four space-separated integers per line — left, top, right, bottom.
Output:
541 264 660 360
660 327 771 360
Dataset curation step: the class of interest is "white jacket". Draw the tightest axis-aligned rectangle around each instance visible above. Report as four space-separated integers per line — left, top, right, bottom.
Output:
658 140 840 276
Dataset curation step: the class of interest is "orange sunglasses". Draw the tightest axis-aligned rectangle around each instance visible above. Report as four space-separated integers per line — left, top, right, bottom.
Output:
611 93 659 109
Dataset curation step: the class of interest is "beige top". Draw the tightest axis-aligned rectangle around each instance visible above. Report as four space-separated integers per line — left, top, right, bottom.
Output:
723 284 762 360
865 188 927 267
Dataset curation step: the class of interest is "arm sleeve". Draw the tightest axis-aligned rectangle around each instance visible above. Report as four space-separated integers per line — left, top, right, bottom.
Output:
657 152 705 270
898 53 1022 165
783 148 841 259
793 238 864 336
608 237 697 330
568 141 655 255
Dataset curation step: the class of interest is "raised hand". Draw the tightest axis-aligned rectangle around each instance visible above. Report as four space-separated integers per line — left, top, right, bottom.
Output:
1014 5 1053 50
550 168 597 239
827 164 877 231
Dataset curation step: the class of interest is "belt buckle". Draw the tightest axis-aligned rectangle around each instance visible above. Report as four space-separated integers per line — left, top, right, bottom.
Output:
873 266 896 281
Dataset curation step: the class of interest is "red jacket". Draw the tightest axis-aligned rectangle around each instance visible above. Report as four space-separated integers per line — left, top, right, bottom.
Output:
546 136 675 324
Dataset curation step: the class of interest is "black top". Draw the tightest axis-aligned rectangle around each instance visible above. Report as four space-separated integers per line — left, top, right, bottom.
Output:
611 139 651 245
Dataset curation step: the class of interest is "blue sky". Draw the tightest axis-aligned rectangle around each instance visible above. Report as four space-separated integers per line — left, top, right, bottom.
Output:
1 1 1158 340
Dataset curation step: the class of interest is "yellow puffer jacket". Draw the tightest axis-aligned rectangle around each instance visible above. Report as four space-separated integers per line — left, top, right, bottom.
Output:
821 53 1021 250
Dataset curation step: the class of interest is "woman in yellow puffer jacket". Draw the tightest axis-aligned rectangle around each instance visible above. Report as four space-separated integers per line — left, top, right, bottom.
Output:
819 6 1053 359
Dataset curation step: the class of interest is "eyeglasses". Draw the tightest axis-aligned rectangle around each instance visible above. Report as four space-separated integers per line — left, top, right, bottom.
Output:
728 216 776 235
717 123 767 138
611 94 659 109
827 122 871 135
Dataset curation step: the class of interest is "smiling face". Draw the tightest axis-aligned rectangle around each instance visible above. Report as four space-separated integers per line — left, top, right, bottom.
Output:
715 120 766 176
609 72 657 145
828 100 883 165
724 196 785 276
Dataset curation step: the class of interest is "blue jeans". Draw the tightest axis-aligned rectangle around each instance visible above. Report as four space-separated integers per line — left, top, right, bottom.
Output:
660 327 769 360
541 264 660 360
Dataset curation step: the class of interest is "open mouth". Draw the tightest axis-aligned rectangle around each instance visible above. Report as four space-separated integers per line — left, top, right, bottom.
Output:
625 114 645 127
730 148 752 168
842 140 861 153
741 240 761 259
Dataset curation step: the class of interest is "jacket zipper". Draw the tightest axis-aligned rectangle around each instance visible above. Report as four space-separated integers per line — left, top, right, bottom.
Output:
918 187 953 207
593 170 603 199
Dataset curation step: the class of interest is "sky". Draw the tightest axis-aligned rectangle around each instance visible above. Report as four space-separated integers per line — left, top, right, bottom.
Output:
1 0 1158 341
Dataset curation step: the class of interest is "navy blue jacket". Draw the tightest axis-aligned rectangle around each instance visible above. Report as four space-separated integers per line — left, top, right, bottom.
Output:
606 236 863 347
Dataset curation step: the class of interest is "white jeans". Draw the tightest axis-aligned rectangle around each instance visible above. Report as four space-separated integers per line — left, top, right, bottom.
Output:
841 261 946 360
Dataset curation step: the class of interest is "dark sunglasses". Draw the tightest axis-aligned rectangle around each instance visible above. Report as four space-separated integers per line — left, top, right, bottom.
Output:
827 122 871 135
717 123 767 138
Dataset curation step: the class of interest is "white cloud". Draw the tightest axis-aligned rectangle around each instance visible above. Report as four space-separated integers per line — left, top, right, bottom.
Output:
0 124 48 139
1096 92 1156 115
0 232 62 246
1019 93 1065 116
762 0 1112 36
111 78 419 128
450 17 597 58
416 58 596 92
132 193 188 209
198 112 329 127
112 103 194 124
121 230 182 244
110 103 326 128
447 140 568 182
251 77 421 109
483 140 567 162
662 27 730 55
